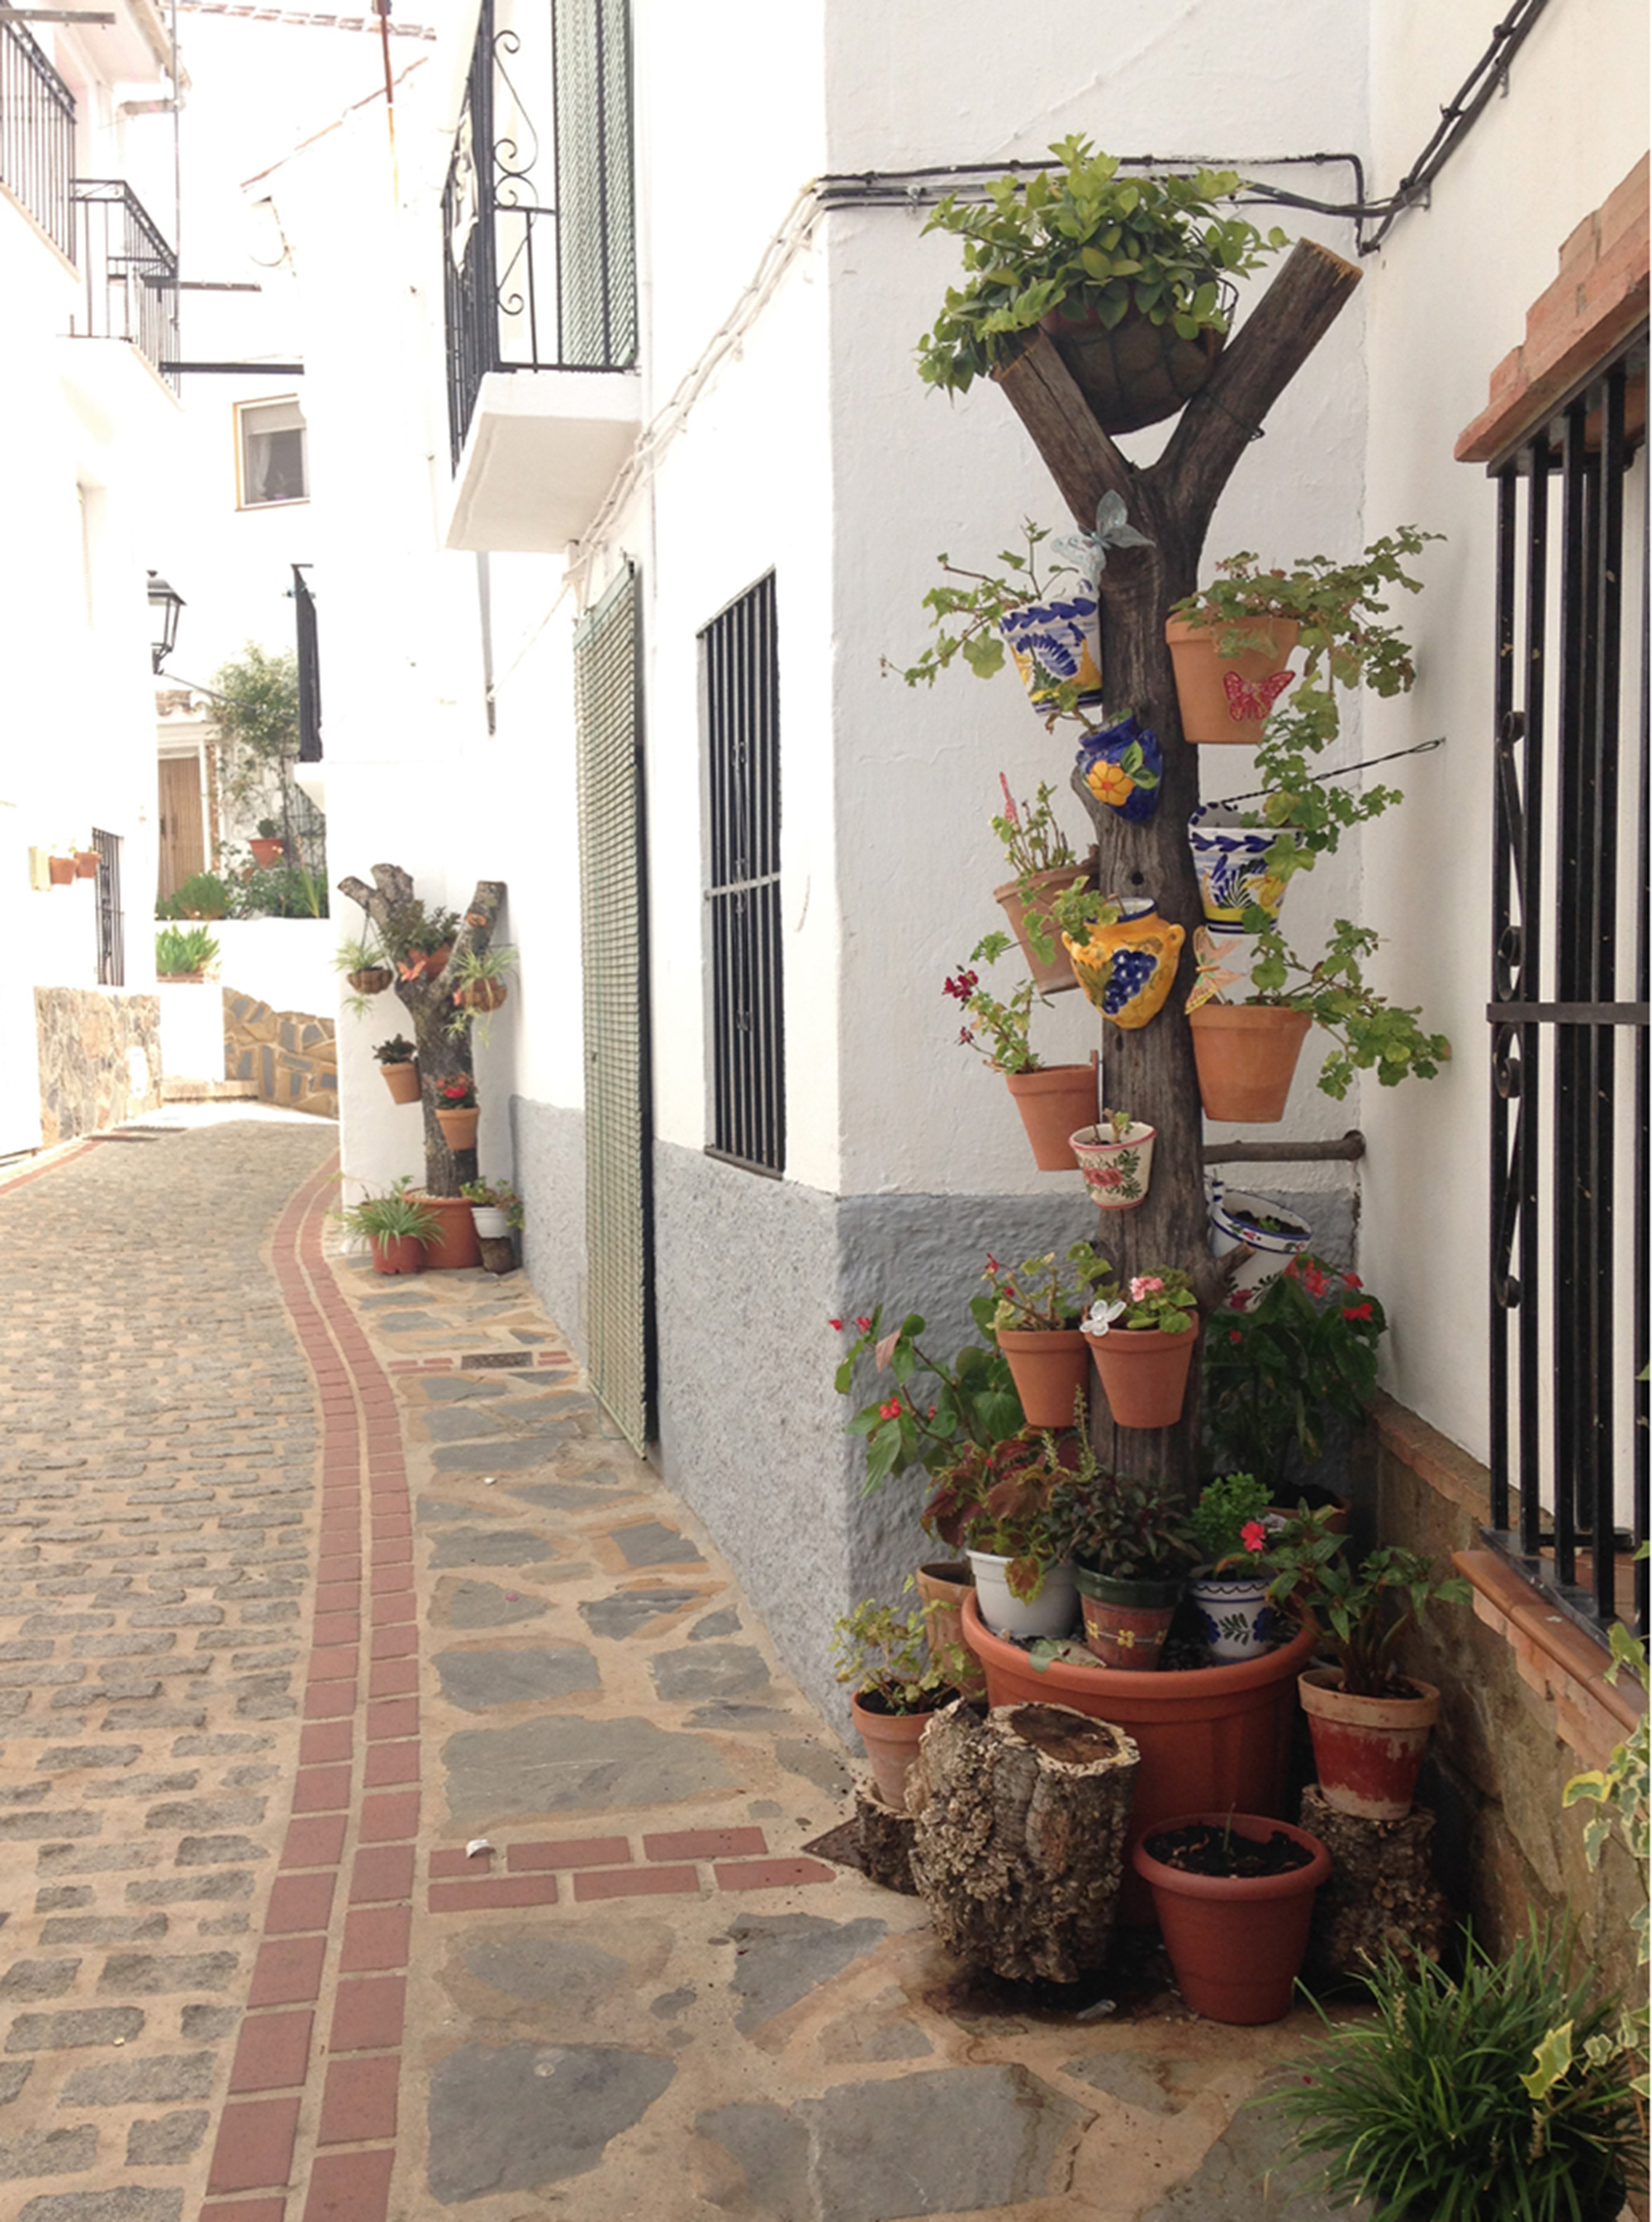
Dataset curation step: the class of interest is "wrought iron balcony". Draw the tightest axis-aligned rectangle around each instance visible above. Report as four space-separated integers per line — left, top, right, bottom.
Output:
67 179 180 392
443 0 638 468
0 19 76 259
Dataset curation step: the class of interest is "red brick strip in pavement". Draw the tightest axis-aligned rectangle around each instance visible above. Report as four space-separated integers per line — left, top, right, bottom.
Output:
196 1152 416 2222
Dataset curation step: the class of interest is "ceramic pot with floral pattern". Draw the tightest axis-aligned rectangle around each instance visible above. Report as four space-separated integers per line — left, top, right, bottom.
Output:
1076 714 1162 824
1187 805 1289 929
999 593 1103 717
1070 1120 1156 1211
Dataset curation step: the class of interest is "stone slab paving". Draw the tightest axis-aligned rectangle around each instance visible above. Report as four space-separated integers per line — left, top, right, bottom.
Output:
0 1123 1363 2222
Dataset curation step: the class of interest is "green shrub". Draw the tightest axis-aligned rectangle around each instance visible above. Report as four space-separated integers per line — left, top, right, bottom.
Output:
155 925 219 976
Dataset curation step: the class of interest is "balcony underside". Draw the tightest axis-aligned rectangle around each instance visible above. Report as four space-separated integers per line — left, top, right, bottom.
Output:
444 368 642 556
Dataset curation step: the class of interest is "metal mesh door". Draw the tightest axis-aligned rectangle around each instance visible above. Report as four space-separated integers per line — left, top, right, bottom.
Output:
575 566 654 1450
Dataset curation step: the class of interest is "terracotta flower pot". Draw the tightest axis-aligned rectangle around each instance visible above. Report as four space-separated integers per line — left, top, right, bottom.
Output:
1084 1320 1199 1431
379 1061 420 1105
414 1193 481 1270
995 1327 1091 1430
1070 1121 1155 1211
1040 301 1223 434
993 867 1086 994
962 1596 1318 1923
1002 1061 1097 1170
368 1233 425 1276
47 856 75 885
435 1105 480 1152
966 1551 1077 1641
1298 1666 1441 1821
1189 1004 1312 1123
74 850 98 878
914 1561 985 1695
851 1693 944 1811
348 967 394 996
1074 1565 1183 1670
249 837 286 868
1132 1811 1331 2023
1164 615 1301 743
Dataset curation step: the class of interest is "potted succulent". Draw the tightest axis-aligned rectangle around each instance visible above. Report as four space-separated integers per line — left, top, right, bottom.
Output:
1132 1811 1332 2025
832 1599 966 1811
921 1424 1098 1640
1066 1472 1196 1669
1070 1104 1156 1212
983 1243 1112 1429
1265 1514 1469 1819
943 940 1097 1168
1187 1471 1279 1662
1203 1256 1386 1502
249 818 286 869
916 137 1288 431
987 776 1090 992
373 1034 420 1106
331 1179 441 1276
434 1072 480 1152
1081 1266 1199 1430
154 924 219 983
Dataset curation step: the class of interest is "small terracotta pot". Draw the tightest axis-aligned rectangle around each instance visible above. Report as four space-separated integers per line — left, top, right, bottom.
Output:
435 1105 480 1152
996 1327 1091 1430
914 1561 985 1695
74 850 98 878
415 1193 481 1270
1003 1061 1097 1170
457 978 507 1012
1165 616 1301 743
993 867 1086 994
1132 1811 1331 2023
379 1062 421 1105
1298 1666 1441 1820
369 1233 425 1276
1085 1320 1199 1431
348 967 394 996
1075 1565 1183 1670
1189 1005 1312 1123
1070 1121 1155 1211
48 856 75 885
249 837 286 868
851 1693 942 1811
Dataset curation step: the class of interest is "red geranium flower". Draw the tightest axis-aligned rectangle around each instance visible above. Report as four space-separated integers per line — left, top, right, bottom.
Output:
1342 1302 1374 1322
828 1318 844 1332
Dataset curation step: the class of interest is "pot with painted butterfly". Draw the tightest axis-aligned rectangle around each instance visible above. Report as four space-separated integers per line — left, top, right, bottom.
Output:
1057 889 1184 1031
1076 713 1163 824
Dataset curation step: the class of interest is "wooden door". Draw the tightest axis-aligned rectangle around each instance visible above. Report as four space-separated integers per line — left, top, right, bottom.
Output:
157 755 205 901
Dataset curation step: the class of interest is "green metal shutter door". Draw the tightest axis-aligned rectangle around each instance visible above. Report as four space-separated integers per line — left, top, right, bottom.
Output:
574 566 653 1451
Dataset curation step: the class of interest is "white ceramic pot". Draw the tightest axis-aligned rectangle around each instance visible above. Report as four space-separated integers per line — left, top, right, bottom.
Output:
1070 1120 1156 1211
1208 1181 1313 1295
469 1205 511 1239
967 1551 1078 1640
1188 1571 1276 1664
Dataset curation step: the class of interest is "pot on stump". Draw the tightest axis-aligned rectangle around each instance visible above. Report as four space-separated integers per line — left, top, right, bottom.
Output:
851 1693 943 1813
1084 1319 1198 1431
1132 1811 1331 2024
1189 1005 1312 1123
1298 1667 1441 1821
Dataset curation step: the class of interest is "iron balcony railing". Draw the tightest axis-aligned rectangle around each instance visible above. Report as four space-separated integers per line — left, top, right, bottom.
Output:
68 180 180 392
442 0 637 466
0 19 76 259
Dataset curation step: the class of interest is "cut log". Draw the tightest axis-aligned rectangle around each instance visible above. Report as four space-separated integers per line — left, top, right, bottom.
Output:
854 1780 919 1896
1299 1781 1450 1978
908 1699 1139 1983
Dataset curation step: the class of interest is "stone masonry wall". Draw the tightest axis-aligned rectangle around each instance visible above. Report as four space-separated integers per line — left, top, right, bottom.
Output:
35 988 164 1146
222 988 338 1117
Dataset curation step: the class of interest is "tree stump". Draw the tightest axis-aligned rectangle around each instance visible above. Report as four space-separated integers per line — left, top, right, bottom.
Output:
1299 1782 1450 1978
907 1700 1139 1982
853 1780 919 1896
477 1235 515 1276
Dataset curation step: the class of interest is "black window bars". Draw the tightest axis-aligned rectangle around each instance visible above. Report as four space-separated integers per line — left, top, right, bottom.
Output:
0 18 75 258
1487 326 1650 1643
93 828 123 988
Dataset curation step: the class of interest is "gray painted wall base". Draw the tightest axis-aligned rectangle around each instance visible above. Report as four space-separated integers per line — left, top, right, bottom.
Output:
512 1094 1356 1735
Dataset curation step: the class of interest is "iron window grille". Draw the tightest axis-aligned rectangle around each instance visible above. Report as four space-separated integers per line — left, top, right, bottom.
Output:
1486 325 1649 1644
93 828 123 987
0 19 75 259
67 180 179 392
442 0 637 466
703 572 783 1177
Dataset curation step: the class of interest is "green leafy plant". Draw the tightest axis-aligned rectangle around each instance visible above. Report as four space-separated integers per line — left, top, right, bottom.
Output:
1265 1513 1469 1697
210 643 301 822
1203 1255 1386 1494
1085 1265 1199 1336
1189 1471 1273 1573
254 817 282 842
942 933 1048 1073
157 871 233 921
831 1599 966 1714
459 1178 525 1231
916 139 1287 395
1234 916 1452 1099
330 1178 441 1248
921 1425 1104 1600
230 859 326 919
445 941 518 1044
892 524 1104 728
1270 1923 1645 2220
1066 1471 1197 1584
833 1303 1023 1493
373 1034 416 1065
154 924 219 976
983 1242 1112 1333
1049 883 1128 957
991 774 1084 881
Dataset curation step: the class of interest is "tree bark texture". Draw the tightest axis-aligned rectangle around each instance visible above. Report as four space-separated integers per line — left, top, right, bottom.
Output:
853 1782 919 1896
1298 1782 1450 1979
335 863 506 1197
991 241 1363 1490
907 1700 1139 1982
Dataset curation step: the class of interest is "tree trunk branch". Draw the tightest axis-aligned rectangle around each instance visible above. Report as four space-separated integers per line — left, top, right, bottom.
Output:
991 337 1137 526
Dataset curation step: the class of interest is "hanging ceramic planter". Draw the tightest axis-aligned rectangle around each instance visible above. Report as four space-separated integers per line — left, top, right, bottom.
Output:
1002 1057 1097 1170
992 867 1087 994
998 592 1103 718
1075 714 1162 824
995 1328 1092 1430
378 1061 421 1105
434 1105 481 1152
47 856 75 885
1084 1318 1199 1431
74 850 99 879
1064 900 1185 1030
1189 1006 1312 1123
1207 1183 1313 1294
1188 1571 1276 1663
1187 805 1289 929
1070 1121 1156 1211
1165 617 1299 744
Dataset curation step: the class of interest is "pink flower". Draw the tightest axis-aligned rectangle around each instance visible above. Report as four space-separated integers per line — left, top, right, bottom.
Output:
1227 1287 1251 1312
1093 1166 1123 1189
1128 1275 1164 1302
1228 1329 1243 1345
942 968 980 1003
985 1254 1000 1275
1343 1271 1362 1290
1241 1521 1267 1555
999 773 1018 824
878 1398 902 1422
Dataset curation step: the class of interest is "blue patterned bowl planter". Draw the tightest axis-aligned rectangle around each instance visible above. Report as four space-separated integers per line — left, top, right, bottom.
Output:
998 594 1104 718
1063 901 1184 1030
1076 715 1162 824
1187 805 1289 929
1207 1182 1313 1296
1188 1571 1275 1664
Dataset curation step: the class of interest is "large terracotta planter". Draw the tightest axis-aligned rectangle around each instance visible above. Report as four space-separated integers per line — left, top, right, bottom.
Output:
434 1105 481 1152
851 1693 943 1812
962 1596 1317 1922
1298 1667 1441 1821
1040 301 1223 434
1165 616 1300 743
1002 1061 1096 1170
995 1327 1090 1430
1084 1320 1199 1431
914 1561 985 1695
966 1552 1077 1641
1189 1004 1312 1123
415 1194 481 1270
1075 1564 1183 1670
369 1233 425 1276
1070 1121 1155 1212
993 867 1087 993
1132 1811 1331 2023
379 1062 421 1105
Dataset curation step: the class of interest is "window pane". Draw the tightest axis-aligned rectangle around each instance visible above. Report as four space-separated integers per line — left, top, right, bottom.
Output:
239 401 308 506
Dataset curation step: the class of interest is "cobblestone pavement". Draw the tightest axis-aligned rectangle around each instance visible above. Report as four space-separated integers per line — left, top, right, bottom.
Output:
0 1115 1355 2222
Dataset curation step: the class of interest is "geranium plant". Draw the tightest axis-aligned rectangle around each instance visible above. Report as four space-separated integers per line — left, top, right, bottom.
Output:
921 1425 1102 1600
1085 1266 1199 1336
834 1303 1023 1492
438 1072 478 1111
894 523 1107 730
831 1599 966 1715
459 1178 524 1230
1203 1255 1386 1493
1232 915 1452 1099
991 774 1085 882
943 934 1047 1072
985 1242 1112 1332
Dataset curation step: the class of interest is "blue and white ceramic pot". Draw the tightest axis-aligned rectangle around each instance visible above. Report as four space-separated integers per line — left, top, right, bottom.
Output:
999 593 1103 717
1076 714 1162 824
1208 1182 1313 1296
1189 1571 1275 1664
1187 805 1289 929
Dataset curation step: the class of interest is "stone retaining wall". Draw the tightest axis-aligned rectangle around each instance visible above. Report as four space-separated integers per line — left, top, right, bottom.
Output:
223 987 338 1116
34 987 163 1146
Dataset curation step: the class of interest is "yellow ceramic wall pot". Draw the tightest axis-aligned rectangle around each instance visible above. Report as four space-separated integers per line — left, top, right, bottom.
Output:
1063 900 1185 1029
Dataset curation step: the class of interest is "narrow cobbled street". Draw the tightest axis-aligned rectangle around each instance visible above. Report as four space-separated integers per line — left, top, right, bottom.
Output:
0 1117 1344 2221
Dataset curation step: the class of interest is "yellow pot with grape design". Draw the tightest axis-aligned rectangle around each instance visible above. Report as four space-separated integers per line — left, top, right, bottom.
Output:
1063 901 1185 1029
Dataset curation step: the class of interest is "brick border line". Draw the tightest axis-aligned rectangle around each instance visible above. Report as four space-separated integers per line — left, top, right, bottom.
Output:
0 1139 102 1194
197 1155 416 2222
420 1830 833 1909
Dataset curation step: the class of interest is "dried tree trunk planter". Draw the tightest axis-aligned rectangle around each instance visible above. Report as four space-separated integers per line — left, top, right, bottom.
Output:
907 1698 1139 1983
854 1781 919 1896
1298 1782 1450 1980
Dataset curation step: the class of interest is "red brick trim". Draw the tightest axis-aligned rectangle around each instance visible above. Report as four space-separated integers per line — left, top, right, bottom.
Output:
1456 154 1649 463
1455 1548 1645 1767
1371 1392 1491 1522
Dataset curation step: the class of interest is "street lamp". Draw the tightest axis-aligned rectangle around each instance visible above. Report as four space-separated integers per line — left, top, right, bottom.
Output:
147 571 184 674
